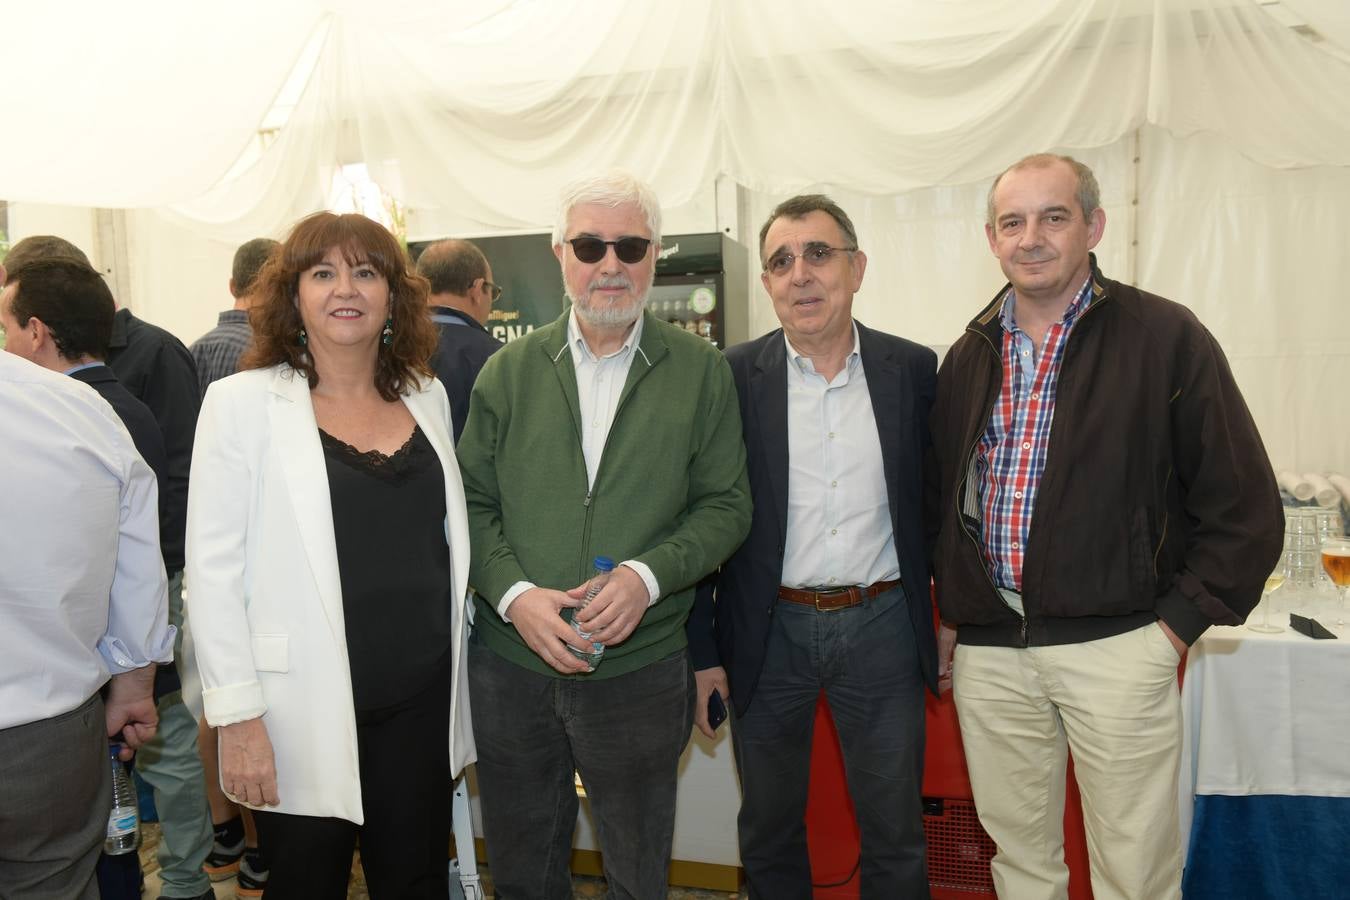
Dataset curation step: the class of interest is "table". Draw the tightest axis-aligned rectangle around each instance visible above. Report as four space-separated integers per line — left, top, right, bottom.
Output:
1178 620 1350 898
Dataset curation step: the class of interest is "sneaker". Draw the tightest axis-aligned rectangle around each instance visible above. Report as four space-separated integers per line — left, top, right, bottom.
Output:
203 817 245 880
156 889 215 900
202 842 241 880
235 850 268 899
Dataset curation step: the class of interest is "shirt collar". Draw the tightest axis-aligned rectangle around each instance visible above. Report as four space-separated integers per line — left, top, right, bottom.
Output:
999 275 1094 335
567 308 643 363
219 309 249 324
430 305 488 332
783 320 861 375
63 361 104 376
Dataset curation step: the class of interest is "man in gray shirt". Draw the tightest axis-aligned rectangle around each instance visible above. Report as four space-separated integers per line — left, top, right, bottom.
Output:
190 238 277 399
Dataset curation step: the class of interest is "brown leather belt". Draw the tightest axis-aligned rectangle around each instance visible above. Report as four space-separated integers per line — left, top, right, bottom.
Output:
777 579 902 612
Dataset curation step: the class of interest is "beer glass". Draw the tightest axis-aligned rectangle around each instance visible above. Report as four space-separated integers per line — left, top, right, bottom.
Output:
1248 548 1289 633
1321 535 1350 626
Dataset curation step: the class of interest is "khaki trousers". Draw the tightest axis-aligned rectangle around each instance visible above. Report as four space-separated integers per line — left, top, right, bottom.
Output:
953 623 1183 900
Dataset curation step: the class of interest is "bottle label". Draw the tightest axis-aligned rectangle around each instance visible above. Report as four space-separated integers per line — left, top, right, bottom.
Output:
107 808 137 837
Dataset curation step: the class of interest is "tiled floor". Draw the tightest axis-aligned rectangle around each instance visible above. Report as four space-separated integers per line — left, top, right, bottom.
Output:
139 823 742 899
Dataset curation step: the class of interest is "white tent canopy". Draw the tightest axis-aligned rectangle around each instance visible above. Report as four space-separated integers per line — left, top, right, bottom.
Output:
3 0 1348 470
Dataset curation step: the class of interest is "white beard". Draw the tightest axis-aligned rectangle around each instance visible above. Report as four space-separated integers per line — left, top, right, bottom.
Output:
567 275 651 328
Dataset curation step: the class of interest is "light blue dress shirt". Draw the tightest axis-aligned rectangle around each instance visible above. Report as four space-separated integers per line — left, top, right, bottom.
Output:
0 352 173 729
781 324 901 590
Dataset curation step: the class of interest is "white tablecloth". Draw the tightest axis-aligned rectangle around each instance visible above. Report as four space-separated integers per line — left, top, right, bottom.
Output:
1178 620 1350 859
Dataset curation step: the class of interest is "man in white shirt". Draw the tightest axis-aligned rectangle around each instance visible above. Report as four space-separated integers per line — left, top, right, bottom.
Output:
688 195 939 898
0 330 174 899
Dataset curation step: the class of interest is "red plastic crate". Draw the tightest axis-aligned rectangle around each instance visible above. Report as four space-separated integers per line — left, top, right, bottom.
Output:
802 593 1098 899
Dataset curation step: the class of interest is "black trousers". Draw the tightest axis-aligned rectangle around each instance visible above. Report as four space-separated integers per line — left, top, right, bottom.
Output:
253 659 452 900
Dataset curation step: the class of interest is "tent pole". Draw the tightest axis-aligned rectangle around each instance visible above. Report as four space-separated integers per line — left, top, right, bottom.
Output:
1128 127 1141 287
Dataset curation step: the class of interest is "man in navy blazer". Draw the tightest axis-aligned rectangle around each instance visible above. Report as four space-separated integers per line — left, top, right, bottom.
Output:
0 258 169 516
688 195 937 899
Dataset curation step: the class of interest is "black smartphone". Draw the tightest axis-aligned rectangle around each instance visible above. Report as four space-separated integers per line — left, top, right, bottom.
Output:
707 690 728 731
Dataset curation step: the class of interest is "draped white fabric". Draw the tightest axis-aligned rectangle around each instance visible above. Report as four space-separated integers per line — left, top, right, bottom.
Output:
4 0 1347 215
2 0 1347 470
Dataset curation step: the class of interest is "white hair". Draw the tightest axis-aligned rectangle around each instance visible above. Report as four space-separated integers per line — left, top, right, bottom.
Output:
551 170 662 248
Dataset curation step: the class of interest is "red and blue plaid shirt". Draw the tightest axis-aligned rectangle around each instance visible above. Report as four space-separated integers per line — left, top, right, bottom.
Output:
975 277 1093 591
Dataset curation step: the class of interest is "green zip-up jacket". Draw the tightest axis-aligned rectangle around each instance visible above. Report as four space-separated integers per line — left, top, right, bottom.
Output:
457 310 752 679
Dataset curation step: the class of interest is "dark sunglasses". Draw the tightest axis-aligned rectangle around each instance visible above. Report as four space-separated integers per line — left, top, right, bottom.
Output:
566 236 651 265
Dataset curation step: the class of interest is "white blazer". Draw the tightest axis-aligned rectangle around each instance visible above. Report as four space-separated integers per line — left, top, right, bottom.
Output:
186 364 475 824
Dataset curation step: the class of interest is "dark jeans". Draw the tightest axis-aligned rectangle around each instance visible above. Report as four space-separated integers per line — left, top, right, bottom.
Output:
469 637 695 900
732 587 929 900
253 658 452 900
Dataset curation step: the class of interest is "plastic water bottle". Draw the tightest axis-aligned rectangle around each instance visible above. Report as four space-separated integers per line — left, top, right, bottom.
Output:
105 743 140 855
568 556 615 668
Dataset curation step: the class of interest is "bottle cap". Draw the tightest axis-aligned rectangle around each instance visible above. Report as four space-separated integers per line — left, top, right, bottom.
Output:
593 556 616 572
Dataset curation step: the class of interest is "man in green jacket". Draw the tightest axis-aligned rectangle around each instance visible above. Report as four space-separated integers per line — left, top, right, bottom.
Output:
457 170 752 899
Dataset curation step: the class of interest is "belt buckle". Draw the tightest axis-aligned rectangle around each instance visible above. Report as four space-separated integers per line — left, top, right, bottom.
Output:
813 588 849 612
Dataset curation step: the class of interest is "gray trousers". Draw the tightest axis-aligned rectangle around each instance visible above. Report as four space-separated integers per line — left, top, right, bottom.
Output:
0 693 107 900
135 571 214 897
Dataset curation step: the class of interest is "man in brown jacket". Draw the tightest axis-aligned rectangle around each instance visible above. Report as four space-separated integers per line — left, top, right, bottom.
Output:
928 153 1282 900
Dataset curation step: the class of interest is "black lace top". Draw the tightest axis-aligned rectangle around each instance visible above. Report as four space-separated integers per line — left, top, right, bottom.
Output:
319 425 451 712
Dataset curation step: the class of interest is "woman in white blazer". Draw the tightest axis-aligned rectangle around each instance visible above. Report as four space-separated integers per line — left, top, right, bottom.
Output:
186 212 475 899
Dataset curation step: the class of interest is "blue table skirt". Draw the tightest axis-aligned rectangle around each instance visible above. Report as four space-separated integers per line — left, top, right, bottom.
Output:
1183 795 1350 899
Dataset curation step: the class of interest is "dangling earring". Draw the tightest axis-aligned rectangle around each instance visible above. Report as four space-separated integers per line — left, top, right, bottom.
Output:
298 327 308 347
381 317 393 346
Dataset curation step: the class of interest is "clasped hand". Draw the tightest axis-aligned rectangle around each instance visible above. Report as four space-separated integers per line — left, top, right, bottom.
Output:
511 566 650 675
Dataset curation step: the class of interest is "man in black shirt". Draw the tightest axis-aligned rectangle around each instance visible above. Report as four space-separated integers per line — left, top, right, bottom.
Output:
415 239 502 441
105 306 199 575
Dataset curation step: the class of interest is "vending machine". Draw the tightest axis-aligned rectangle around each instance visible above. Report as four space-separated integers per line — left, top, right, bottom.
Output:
650 232 751 350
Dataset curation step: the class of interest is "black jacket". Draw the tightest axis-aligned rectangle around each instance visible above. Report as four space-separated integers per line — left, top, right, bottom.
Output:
688 321 939 715
429 306 501 442
927 261 1283 647
107 309 200 574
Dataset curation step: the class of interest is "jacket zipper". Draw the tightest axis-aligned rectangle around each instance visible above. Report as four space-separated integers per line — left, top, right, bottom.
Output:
954 323 1028 645
579 489 596 584
574 340 656 582
1014 287 1108 626
1152 466 1172 578
1006 281 1114 643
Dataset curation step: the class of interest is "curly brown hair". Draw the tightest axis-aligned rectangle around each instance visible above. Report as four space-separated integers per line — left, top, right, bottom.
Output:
241 212 436 402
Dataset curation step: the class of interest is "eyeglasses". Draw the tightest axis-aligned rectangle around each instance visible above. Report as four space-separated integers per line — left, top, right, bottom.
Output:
763 245 856 277
565 236 652 265
482 280 503 301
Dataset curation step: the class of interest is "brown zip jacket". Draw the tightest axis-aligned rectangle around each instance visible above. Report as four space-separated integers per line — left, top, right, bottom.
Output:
926 259 1283 648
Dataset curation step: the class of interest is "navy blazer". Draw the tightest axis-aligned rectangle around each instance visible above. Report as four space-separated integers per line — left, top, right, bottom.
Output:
69 363 177 695
688 321 939 715
429 306 502 442
69 364 169 503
